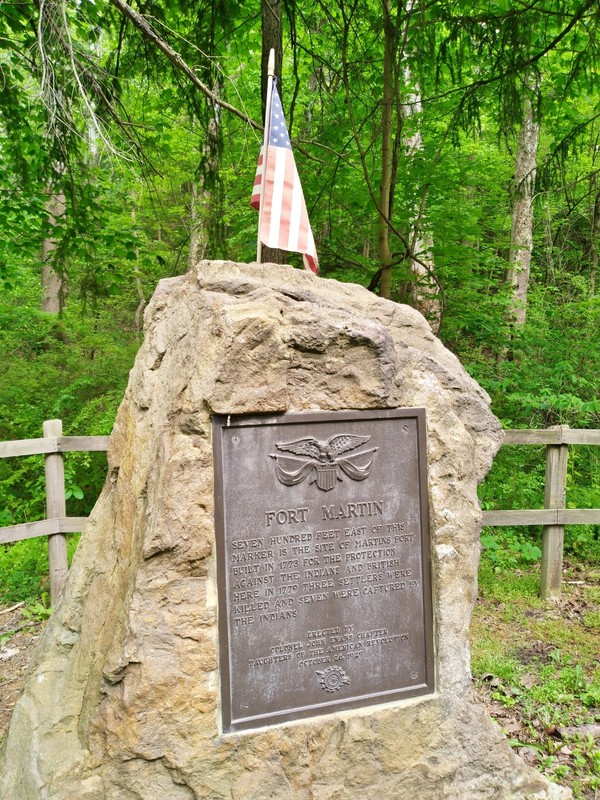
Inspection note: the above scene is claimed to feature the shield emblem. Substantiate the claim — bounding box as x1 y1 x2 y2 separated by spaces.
315 464 337 491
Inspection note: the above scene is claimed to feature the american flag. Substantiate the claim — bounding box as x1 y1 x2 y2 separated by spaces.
251 79 318 273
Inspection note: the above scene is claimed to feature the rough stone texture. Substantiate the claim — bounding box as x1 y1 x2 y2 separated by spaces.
0 261 570 800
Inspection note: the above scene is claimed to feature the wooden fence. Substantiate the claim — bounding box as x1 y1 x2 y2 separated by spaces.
0 420 109 603
0 421 598 604
481 426 600 600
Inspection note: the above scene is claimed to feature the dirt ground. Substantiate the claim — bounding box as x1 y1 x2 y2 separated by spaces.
0 603 45 739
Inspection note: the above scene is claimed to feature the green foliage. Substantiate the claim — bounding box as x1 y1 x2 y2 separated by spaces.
0 0 598 606
481 530 543 571
0 535 80 605
21 594 53 622
0 539 49 604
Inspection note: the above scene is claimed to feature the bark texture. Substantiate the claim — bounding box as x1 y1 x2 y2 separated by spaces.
403 88 441 334
378 0 395 300
260 0 286 265
401 0 441 332
507 100 540 326
41 188 67 314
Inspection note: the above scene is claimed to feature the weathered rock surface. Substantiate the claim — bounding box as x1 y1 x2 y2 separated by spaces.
0 261 570 799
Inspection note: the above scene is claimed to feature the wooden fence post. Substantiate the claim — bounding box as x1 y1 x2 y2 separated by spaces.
43 419 68 605
540 425 569 601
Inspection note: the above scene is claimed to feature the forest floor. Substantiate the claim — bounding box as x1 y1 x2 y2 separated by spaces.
471 560 600 799
0 601 45 736
0 561 598 797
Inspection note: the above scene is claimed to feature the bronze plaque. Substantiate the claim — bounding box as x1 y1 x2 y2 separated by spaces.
213 408 433 732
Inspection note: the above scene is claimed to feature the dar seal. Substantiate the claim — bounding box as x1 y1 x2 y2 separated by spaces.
316 665 351 692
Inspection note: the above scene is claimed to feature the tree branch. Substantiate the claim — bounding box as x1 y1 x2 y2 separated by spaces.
109 0 261 131
423 0 597 106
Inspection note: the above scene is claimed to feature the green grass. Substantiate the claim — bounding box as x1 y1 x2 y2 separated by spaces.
471 561 600 799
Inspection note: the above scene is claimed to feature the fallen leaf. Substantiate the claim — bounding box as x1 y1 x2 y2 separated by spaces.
520 673 536 689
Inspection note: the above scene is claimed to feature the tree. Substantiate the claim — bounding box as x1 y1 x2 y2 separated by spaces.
506 92 540 327
41 173 67 314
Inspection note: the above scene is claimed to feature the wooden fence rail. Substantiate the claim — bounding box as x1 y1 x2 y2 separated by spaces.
481 425 600 600
0 420 109 604
0 421 598 604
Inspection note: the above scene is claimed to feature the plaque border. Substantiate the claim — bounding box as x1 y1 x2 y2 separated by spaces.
213 408 434 733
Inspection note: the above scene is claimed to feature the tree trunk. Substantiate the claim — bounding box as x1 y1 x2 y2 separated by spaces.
400 0 441 332
261 0 283 112
379 0 395 299
506 98 540 326
189 180 201 270
41 185 67 314
380 0 440 329
403 81 441 333
189 91 223 268
409 214 440 333
259 0 286 265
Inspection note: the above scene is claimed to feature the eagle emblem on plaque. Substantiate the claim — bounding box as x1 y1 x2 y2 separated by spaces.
270 434 377 491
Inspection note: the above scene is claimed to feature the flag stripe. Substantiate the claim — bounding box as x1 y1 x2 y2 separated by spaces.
262 151 275 242
297 182 309 254
287 165 302 252
250 151 263 210
267 148 285 247
280 151 296 247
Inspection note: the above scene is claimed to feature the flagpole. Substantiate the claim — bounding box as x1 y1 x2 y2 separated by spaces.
256 48 276 264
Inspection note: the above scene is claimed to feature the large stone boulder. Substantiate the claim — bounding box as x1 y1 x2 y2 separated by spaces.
0 261 570 799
